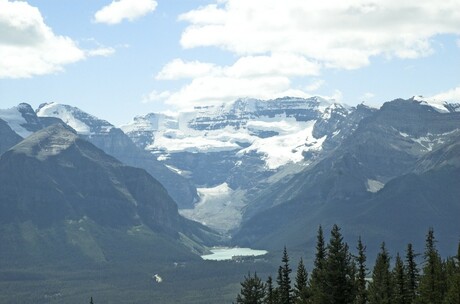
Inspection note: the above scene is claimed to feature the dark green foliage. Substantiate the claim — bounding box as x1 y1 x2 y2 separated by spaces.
405 243 419 303
310 225 327 304
419 228 445 304
354 237 367 304
392 253 406 304
293 258 310 303
265 276 277 304
277 247 293 304
368 243 393 304
443 243 460 304
324 224 356 304
235 225 459 304
236 272 266 304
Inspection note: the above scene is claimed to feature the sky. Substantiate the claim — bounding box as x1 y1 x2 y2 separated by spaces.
1 0 460 126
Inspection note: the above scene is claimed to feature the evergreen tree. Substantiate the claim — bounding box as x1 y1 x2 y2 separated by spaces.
392 253 407 304
368 242 393 304
354 236 368 304
405 243 419 304
293 258 310 303
90 297 94 304
443 242 460 304
419 228 445 304
324 224 355 304
277 247 293 304
236 272 266 304
310 225 327 304
265 276 277 304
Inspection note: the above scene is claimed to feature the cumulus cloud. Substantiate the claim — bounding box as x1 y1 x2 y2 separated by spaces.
142 90 172 103
179 0 460 69
305 80 325 92
155 54 321 107
0 0 111 79
153 0 460 109
94 0 157 25
430 86 460 102
156 59 220 80
159 75 292 109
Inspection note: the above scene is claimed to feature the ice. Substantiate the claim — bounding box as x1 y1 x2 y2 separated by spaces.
179 183 246 232
0 107 33 138
37 103 92 135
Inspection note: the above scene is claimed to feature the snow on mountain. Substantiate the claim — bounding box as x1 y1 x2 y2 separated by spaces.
239 119 326 169
179 183 246 232
36 102 113 135
413 95 458 113
122 97 334 169
0 104 34 138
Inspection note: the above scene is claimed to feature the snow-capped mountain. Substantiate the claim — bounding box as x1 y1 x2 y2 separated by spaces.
36 102 114 135
121 96 373 231
122 97 340 171
0 102 198 208
234 98 460 258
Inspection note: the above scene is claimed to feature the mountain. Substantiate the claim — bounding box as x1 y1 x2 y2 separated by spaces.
0 118 22 155
0 123 217 269
29 102 198 209
233 98 460 257
121 97 373 231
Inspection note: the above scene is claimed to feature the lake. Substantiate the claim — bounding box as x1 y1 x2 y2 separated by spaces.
201 247 268 261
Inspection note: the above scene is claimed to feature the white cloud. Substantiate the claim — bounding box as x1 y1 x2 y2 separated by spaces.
0 0 89 78
154 0 460 109
156 59 220 80
305 80 325 92
86 47 116 57
226 54 320 78
155 54 321 108
361 92 375 100
163 75 292 109
142 90 171 103
179 0 460 69
94 0 157 25
430 86 460 102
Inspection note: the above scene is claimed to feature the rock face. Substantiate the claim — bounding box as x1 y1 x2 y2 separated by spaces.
121 97 375 231
33 103 199 209
233 98 460 257
0 124 216 267
0 118 22 155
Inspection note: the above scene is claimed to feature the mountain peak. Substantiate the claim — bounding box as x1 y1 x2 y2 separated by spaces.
10 123 78 160
36 102 113 135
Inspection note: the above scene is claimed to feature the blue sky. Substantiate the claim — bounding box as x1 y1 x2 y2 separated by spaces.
1 0 459 125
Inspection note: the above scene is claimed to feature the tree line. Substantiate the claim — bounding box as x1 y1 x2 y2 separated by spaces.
235 225 460 304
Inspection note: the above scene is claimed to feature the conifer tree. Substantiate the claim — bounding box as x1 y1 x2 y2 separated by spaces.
90 297 94 304
443 242 460 304
265 276 277 304
310 225 327 304
354 236 368 304
293 258 310 303
405 243 419 303
419 228 445 304
236 272 266 304
368 242 393 304
277 247 293 304
392 253 406 304
324 224 355 304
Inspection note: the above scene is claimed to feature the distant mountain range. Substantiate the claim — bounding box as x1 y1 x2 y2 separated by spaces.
0 96 459 261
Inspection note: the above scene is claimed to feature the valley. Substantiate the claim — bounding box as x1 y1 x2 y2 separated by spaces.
0 96 459 303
